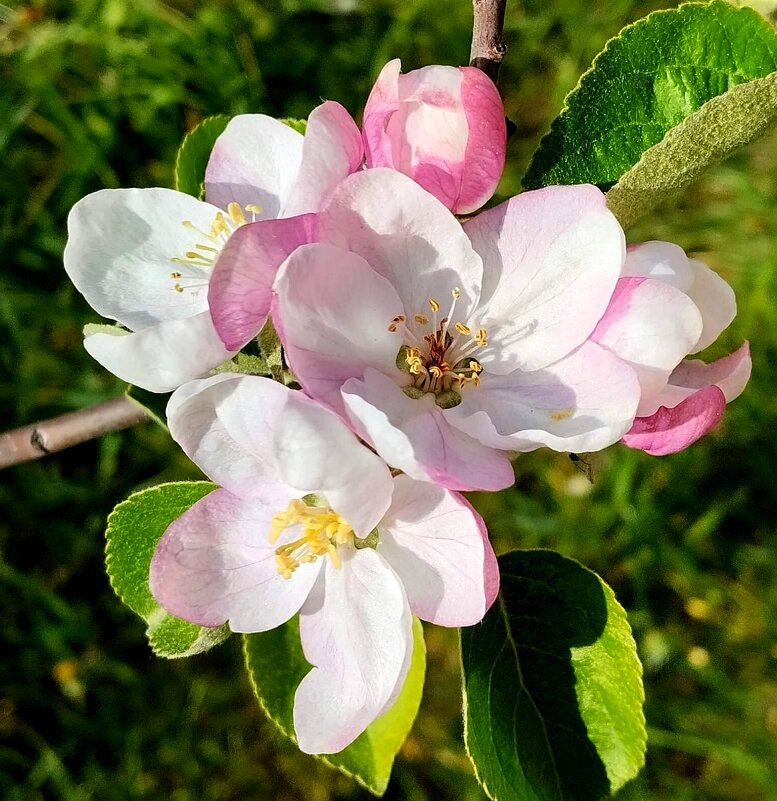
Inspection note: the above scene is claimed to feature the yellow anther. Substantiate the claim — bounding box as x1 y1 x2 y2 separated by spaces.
227 202 247 225
429 365 444 379
244 203 263 215
452 287 461 299
469 360 482 373
170 271 182 279
455 322 471 335
414 314 429 325
174 283 184 294
388 323 398 332
428 298 440 313
474 328 488 347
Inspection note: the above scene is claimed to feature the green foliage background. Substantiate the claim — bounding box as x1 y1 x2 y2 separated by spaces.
0 0 775 799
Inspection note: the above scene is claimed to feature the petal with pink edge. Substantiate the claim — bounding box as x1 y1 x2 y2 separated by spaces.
167 374 394 536
272 242 404 414
150 488 321 631
686 258 737 353
204 114 303 214
294 549 412 754
84 310 235 393
456 67 506 214
378 474 498 627
362 59 401 169
590 277 702 408
622 385 726 456
208 214 319 351
341 368 514 492
65 188 222 330
465 185 625 373
283 101 364 217
446 340 641 453
321 169 483 322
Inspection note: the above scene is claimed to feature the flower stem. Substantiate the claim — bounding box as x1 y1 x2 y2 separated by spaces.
469 0 508 84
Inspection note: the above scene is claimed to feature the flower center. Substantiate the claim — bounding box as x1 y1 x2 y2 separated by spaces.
388 287 488 407
169 201 263 294
269 498 354 579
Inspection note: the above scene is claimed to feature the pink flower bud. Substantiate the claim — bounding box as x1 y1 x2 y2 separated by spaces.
363 59 506 214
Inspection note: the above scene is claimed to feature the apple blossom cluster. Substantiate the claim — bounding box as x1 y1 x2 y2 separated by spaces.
63 59 750 753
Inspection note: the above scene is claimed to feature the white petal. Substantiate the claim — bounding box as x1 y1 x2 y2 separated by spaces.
84 310 235 393
623 241 694 289
294 549 412 754
378 474 497 626
204 114 304 215
65 188 222 330
686 258 737 353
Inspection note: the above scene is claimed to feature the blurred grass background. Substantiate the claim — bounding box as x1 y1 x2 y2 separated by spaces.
0 0 775 798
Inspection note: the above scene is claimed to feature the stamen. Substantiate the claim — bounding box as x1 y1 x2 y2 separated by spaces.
227 202 246 225
245 203 263 217
455 322 471 335
428 298 440 313
414 314 429 325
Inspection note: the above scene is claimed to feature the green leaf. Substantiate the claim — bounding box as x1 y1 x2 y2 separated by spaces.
461 550 646 801
523 1 777 195
125 384 170 430
244 616 426 795
606 71 777 228
105 481 229 658
280 117 308 135
174 114 230 198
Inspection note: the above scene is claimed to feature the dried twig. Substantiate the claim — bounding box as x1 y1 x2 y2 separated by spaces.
0 397 149 470
470 0 508 83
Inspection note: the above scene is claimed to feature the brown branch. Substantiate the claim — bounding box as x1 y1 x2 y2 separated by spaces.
470 0 508 84
0 397 150 470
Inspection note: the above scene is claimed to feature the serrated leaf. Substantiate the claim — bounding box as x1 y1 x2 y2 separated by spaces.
281 117 308 135
105 481 230 658
244 616 426 796
606 71 777 228
125 384 170 430
523 1 777 193
174 114 230 198
461 550 646 801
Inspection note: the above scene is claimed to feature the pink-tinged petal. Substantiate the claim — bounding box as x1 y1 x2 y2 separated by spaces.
167 374 394 535
446 341 641 453
150 488 320 631
465 185 625 373
272 242 404 414
590 277 703 406
685 258 737 353
321 169 483 321
455 67 506 214
342 368 514 492
378 474 496 627
208 214 319 351
283 101 364 217
622 385 726 456
362 59 401 168
84 311 235 393
294 549 412 754
65 188 222 330
669 341 752 402
624 241 694 289
204 114 303 214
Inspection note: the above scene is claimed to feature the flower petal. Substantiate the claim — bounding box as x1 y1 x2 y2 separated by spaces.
623 241 694 289
464 185 625 373
446 340 641 453
686 258 737 353
294 549 412 754
272 242 404 414
362 59 402 169
283 101 364 217
208 214 319 350
167 374 394 535
590 277 703 409
342 368 514 492
204 114 304 214
65 188 222 330
321 169 483 320
149 488 320 631
378 474 497 627
622 385 726 456
456 67 506 214
84 310 234 393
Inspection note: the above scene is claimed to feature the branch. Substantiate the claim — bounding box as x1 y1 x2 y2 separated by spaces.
470 0 508 83
0 397 150 470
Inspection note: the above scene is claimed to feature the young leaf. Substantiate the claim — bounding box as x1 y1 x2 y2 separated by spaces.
243 616 426 796
174 115 230 198
606 72 777 228
105 481 229 658
280 117 308 135
523 1 777 196
125 384 171 430
461 550 646 801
